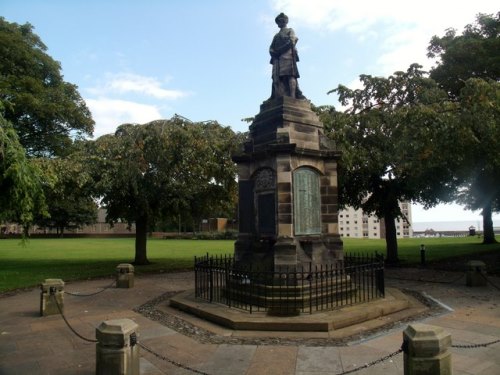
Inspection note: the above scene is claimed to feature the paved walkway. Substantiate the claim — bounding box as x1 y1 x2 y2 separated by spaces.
1 268 499 375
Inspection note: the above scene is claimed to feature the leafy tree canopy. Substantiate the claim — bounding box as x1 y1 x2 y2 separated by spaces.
428 12 500 98
33 155 98 236
321 64 461 263
0 110 47 230
0 17 94 157
428 12 500 243
455 78 500 243
88 117 240 264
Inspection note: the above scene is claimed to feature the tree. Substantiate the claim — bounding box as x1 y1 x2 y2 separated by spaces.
0 110 47 232
320 64 461 263
89 117 239 265
0 17 94 157
454 78 500 243
33 156 97 236
428 12 500 243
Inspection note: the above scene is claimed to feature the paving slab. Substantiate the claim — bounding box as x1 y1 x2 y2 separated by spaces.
0 269 499 374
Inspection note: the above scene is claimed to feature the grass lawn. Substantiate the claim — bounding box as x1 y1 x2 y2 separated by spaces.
0 236 498 292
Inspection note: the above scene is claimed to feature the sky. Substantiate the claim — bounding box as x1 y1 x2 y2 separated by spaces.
2 0 499 227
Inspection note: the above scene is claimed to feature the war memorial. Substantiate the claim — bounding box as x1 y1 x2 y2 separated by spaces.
171 13 417 327
2 12 499 375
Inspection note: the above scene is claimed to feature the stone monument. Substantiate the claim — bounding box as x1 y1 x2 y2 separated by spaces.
233 13 343 273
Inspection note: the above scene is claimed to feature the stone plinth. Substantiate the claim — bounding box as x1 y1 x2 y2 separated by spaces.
96 319 139 375
466 260 487 287
403 323 452 375
233 97 343 272
116 263 134 288
40 278 64 316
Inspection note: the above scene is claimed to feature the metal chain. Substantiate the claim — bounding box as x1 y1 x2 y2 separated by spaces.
139 342 212 375
479 273 500 292
452 338 500 349
64 279 116 297
50 293 98 343
335 348 403 375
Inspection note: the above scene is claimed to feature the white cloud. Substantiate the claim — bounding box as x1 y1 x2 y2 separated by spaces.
85 98 163 138
87 72 188 100
272 0 499 75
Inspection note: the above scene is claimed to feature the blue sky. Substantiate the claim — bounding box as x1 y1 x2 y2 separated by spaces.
2 0 499 226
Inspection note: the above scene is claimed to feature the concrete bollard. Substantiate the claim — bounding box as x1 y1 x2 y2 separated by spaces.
96 319 139 375
466 260 487 287
116 263 135 288
40 278 65 316
403 323 452 375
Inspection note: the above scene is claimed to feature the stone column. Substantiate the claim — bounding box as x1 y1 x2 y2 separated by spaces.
403 323 452 375
96 319 139 375
116 263 134 288
40 278 64 316
466 260 487 287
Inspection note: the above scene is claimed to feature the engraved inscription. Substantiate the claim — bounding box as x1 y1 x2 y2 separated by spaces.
293 168 321 235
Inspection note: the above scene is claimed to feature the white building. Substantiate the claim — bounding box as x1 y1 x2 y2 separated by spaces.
338 202 413 239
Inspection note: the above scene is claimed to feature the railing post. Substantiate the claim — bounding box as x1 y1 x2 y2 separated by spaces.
225 258 231 307
403 323 452 375
209 256 213 302
376 262 385 297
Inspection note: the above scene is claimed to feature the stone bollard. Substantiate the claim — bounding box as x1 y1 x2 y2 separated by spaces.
403 323 452 375
116 263 134 288
40 278 65 316
466 260 487 287
96 319 139 375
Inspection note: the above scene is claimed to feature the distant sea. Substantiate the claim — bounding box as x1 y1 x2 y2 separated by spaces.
412 220 500 232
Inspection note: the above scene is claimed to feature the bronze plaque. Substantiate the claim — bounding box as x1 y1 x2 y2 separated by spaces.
293 168 321 235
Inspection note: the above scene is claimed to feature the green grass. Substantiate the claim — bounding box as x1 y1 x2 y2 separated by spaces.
343 236 500 264
0 238 233 292
0 236 498 292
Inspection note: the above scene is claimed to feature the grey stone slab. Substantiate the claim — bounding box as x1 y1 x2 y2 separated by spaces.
296 346 342 373
140 357 164 375
0 361 41 375
200 344 256 375
0 340 17 357
139 325 177 340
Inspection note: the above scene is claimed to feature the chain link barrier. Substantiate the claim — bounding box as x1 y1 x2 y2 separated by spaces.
335 347 403 375
64 279 116 297
139 342 212 375
452 338 500 349
46 271 500 374
50 293 98 343
139 339 403 375
480 272 500 291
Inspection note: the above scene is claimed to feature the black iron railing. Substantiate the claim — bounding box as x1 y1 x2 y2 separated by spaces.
194 254 384 314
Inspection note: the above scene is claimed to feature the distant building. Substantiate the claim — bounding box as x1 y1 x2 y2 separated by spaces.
74 208 135 235
338 202 412 239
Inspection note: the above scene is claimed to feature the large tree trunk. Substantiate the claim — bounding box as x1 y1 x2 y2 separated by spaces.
134 213 150 265
383 212 399 264
482 201 497 244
